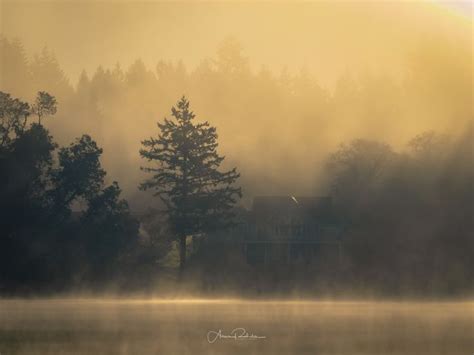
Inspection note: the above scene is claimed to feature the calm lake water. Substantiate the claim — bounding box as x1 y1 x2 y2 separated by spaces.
0 299 472 354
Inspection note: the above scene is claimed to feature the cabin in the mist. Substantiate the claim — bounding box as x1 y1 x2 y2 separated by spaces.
135 195 345 270
224 196 345 267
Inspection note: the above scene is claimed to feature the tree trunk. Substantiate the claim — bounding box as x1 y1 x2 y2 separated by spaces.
178 234 186 279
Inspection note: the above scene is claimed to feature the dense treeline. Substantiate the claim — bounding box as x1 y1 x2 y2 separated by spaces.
0 35 472 296
325 130 473 295
1 90 471 295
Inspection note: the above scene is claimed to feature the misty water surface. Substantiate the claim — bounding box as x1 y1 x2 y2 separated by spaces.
0 299 472 354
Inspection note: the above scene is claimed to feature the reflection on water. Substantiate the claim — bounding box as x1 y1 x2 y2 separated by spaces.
0 299 472 354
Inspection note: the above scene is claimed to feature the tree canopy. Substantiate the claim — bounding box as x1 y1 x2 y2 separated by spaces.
0 91 141 291
140 96 241 272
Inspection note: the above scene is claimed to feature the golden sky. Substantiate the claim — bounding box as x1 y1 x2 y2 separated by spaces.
1 0 471 88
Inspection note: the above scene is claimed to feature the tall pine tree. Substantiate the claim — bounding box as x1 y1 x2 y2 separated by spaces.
139 97 241 274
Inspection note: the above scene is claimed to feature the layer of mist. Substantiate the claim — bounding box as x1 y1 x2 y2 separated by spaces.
1 298 472 355
1 1 472 208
